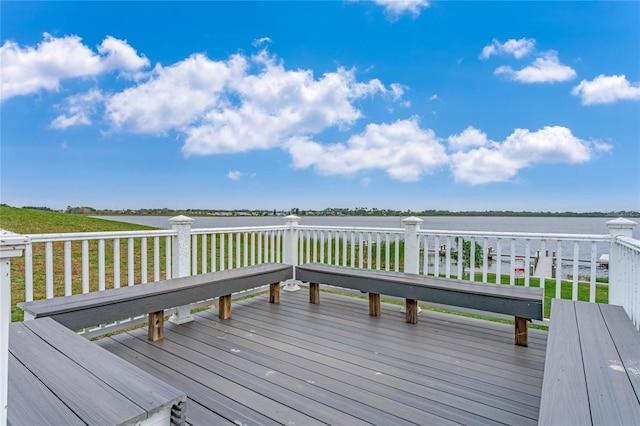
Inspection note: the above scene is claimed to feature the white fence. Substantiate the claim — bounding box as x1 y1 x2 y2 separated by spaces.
1 216 638 328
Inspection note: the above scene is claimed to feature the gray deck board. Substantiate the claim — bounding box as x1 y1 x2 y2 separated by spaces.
599 303 640 402
575 301 640 425
7 354 85 426
97 289 547 425
10 322 147 425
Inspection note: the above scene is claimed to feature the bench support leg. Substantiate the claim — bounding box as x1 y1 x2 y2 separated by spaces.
219 295 232 319
310 283 320 304
515 316 529 347
406 299 418 324
369 293 380 316
269 283 280 304
148 311 164 341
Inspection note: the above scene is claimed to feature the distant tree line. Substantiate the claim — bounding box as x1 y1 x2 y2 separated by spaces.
5 204 638 218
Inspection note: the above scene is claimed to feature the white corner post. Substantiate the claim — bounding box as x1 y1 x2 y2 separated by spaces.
401 217 423 313
1 230 28 426
282 215 301 291
606 217 637 308
168 216 195 324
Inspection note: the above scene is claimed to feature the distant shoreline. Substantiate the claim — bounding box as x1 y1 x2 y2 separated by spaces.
9 205 640 218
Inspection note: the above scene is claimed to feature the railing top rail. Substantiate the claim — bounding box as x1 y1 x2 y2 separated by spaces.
615 235 640 251
418 228 611 241
191 225 288 234
298 225 405 233
25 229 176 242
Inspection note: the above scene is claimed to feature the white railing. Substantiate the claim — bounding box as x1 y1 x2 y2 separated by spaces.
2 215 638 327
607 218 640 330
297 225 405 271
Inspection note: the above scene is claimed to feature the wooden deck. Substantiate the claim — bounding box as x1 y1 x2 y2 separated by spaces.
96 289 548 425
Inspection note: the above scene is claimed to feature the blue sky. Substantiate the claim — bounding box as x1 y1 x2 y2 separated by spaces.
1 1 639 212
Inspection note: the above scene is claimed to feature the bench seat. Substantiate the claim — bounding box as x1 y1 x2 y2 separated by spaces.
538 299 640 425
295 263 543 346
19 263 293 339
8 317 186 425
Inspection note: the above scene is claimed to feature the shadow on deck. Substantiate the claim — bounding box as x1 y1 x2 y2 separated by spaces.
96 290 547 425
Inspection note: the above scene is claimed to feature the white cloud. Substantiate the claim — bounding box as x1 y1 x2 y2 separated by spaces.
429 94 438 101
0 33 148 101
227 171 242 180
448 126 489 151
97 36 150 72
480 38 536 60
252 37 272 47
287 117 448 181
494 52 576 83
373 0 430 20
572 74 640 105
51 89 104 129
361 177 372 186
449 126 609 185
389 83 405 100
180 55 388 155
105 53 246 134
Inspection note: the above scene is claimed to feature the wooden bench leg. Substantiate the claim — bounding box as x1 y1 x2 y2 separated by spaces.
148 311 164 341
369 293 381 316
219 294 232 319
406 299 418 324
269 282 280 303
310 283 320 304
515 316 529 347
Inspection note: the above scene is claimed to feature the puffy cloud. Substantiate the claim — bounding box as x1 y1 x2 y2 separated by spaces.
180 56 388 155
105 53 246 134
287 117 448 181
480 38 536 60
373 0 430 20
51 89 104 129
0 33 148 101
494 52 576 83
449 126 609 184
448 126 489 151
572 74 640 105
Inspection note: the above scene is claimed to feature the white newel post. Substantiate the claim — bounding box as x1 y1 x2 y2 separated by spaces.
606 218 637 308
282 215 301 291
401 217 423 313
0 230 28 426
402 217 423 275
168 215 195 324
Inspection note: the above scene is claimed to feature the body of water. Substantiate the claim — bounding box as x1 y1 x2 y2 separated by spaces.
95 215 638 238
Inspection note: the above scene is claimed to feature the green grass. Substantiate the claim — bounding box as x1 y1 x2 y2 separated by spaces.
1 206 163 322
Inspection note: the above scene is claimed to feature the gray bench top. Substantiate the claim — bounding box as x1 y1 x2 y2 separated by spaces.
296 263 543 320
539 299 640 425
19 263 293 330
8 317 186 425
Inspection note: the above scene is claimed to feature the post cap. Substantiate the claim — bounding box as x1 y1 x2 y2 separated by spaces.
402 216 423 225
168 215 195 225
284 215 300 224
606 217 637 230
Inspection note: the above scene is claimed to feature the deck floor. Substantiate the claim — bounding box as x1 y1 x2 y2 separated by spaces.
96 289 547 425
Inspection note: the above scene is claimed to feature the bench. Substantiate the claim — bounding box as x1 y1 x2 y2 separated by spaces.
19 263 293 341
8 317 187 425
538 299 640 425
295 263 543 346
